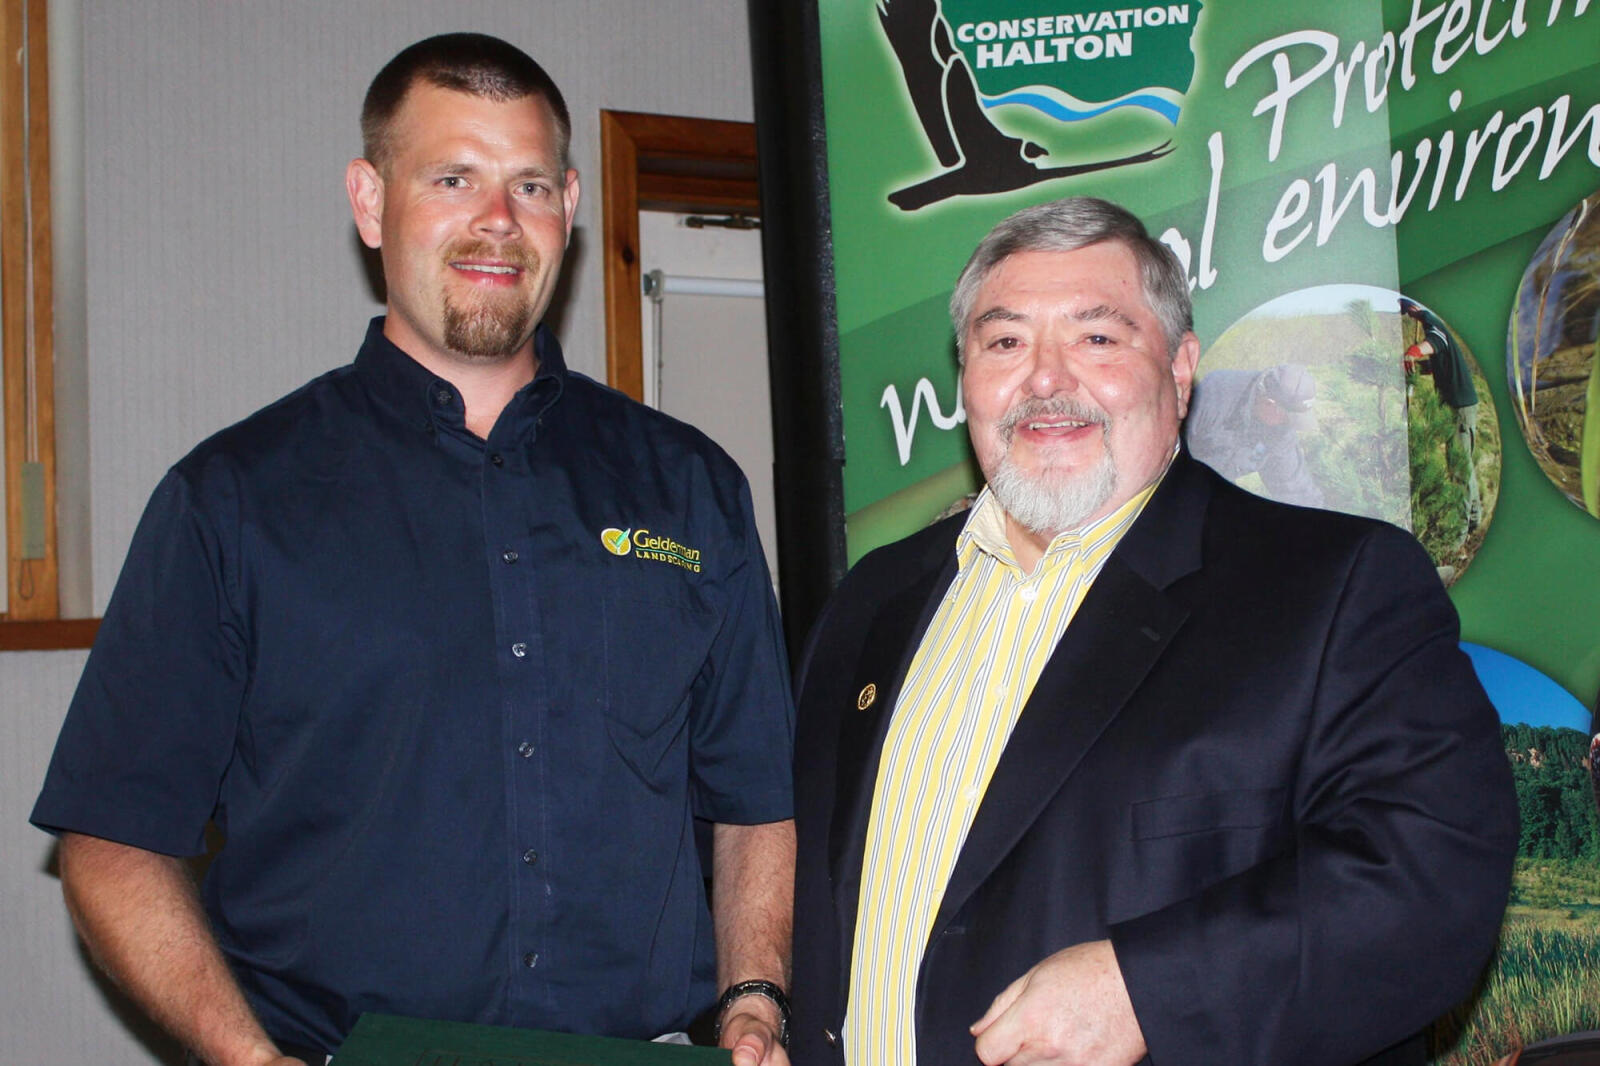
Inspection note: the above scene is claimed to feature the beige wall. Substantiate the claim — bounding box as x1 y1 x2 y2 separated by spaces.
3 2 756 1061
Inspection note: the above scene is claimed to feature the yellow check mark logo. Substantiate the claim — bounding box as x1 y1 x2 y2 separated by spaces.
601 527 633 556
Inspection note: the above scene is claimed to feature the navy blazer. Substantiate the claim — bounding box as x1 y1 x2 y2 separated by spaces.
791 453 1517 1066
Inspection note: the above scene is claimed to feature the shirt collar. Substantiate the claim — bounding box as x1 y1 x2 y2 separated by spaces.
353 316 567 441
957 449 1176 576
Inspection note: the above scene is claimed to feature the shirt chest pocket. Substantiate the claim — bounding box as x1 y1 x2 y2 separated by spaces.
532 553 721 784
595 571 720 784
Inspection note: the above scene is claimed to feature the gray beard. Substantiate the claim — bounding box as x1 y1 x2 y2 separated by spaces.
987 438 1117 540
442 294 535 361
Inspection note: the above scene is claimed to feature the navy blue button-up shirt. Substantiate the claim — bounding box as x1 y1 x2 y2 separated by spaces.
33 319 794 1051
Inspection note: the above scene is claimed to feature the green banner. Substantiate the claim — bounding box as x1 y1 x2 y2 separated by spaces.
819 0 1600 1058
820 0 1600 695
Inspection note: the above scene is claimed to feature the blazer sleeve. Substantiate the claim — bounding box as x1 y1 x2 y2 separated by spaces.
1109 522 1517 1066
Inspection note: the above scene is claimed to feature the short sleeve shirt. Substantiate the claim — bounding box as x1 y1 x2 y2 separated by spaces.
32 318 795 1050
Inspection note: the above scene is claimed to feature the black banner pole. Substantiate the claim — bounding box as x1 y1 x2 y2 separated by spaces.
748 0 848 668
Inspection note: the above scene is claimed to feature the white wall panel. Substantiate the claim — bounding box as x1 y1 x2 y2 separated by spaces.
0 650 183 1064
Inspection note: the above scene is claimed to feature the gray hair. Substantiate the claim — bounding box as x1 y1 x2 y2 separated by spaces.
949 197 1193 356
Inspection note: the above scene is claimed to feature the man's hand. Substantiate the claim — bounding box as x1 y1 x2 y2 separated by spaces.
718 996 790 1066
969 940 1146 1066
242 1039 308 1066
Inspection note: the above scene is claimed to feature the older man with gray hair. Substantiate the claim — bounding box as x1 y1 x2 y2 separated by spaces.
790 196 1515 1066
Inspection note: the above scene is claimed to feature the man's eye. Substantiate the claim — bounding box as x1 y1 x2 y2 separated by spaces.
439 176 466 189
989 335 1020 350
518 182 548 197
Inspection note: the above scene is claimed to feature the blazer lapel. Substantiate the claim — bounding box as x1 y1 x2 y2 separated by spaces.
829 547 956 901
933 454 1214 931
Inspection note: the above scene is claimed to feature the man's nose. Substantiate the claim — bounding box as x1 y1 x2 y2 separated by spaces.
1025 337 1079 397
473 187 522 239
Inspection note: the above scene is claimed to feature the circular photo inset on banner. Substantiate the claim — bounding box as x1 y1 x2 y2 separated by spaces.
1187 285 1501 585
1427 643 1599 1066
1508 191 1600 520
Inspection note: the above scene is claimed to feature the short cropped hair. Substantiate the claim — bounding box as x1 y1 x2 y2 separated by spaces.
361 32 571 173
949 197 1193 356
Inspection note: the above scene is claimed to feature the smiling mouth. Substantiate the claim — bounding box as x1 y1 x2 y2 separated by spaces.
1001 400 1107 443
453 263 521 276
1023 416 1097 431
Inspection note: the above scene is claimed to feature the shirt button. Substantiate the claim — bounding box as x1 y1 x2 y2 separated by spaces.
522 952 539 969
1018 585 1038 602
502 549 519 564
522 848 538 865
434 388 451 406
490 453 504 466
511 642 528 658
517 740 535 758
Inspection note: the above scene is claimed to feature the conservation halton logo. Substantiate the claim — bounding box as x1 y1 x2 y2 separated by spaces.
879 0 1201 209
600 527 704 573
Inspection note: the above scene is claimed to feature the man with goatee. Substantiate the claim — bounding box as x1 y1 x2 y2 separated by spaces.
33 33 792 1066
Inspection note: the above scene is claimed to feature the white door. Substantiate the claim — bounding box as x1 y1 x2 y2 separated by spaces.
637 212 777 598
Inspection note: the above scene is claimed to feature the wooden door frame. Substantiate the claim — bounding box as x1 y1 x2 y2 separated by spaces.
599 110 760 401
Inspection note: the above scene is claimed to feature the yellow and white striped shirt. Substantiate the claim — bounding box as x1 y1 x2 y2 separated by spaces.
843 480 1159 1065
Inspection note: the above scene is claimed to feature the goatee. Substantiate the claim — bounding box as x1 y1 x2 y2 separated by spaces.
443 296 536 360
440 239 539 360
987 398 1117 538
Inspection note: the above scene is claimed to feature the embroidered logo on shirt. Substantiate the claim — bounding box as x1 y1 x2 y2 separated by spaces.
600 526 703 573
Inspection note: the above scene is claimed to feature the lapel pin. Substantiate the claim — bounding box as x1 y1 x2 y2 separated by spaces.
857 683 877 711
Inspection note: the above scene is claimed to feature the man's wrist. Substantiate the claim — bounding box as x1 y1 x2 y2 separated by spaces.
713 979 790 1047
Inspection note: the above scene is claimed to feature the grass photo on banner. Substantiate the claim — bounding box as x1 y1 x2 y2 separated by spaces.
1428 645 1600 1065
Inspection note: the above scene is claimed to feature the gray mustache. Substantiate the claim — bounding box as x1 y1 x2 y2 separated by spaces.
998 401 1107 439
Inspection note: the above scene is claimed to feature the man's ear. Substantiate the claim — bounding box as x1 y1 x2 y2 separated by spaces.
1172 332 1201 418
561 168 581 245
346 158 385 250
